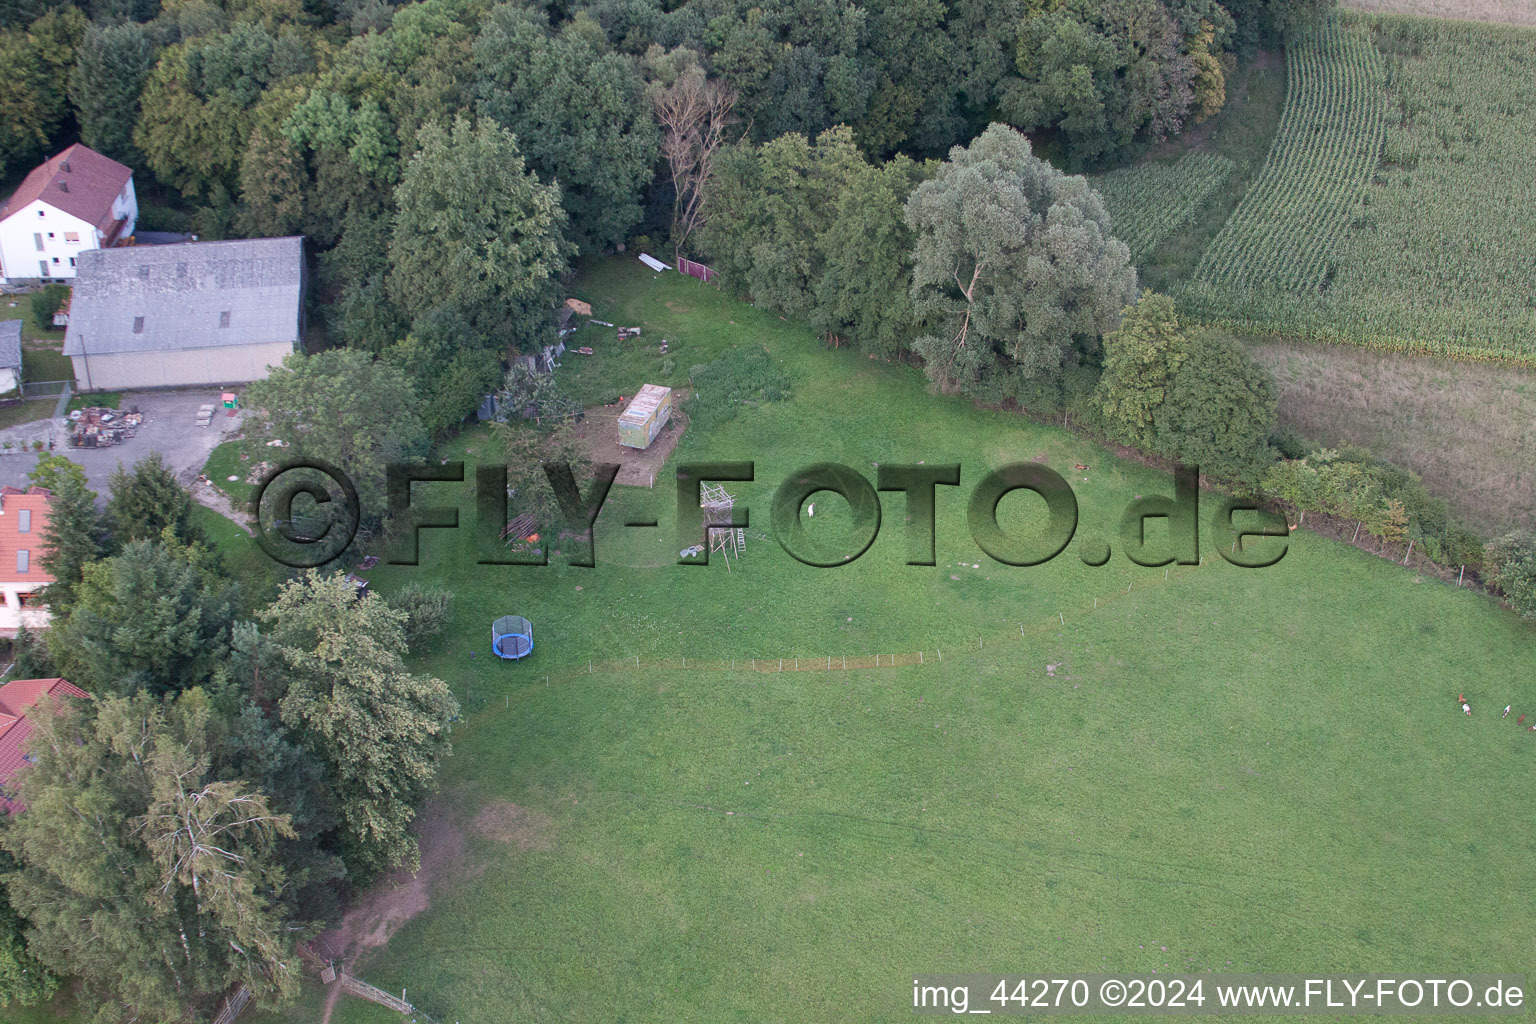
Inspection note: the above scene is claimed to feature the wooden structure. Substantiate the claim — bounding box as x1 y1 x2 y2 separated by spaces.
677 256 717 283
617 384 672 449
339 973 415 1015
701 482 745 569
210 985 251 1024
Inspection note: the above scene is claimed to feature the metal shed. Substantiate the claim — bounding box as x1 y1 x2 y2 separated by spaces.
618 384 672 449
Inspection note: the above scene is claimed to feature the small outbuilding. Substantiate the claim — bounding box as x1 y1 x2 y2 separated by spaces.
0 320 21 393
618 384 672 449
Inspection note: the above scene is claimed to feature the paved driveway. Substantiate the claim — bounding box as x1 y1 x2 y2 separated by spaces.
0 390 244 497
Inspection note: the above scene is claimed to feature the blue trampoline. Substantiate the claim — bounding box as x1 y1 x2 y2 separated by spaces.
492 615 534 660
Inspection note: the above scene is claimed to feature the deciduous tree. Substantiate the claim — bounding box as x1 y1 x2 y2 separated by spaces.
475 7 658 254
904 123 1136 406
261 572 458 880
389 115 573 355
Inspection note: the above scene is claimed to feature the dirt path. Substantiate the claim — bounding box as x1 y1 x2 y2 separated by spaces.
1340 0 1536 26
187 476 252 534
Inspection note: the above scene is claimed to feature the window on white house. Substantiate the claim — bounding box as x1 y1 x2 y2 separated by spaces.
36 210 43 218
39 262 48 277
132 316 144 333
69 257 75 268
16 550 28 574
51 257 59 264
18 510 30 533
47 232 54 239
64 231 79 243
33 233 42 251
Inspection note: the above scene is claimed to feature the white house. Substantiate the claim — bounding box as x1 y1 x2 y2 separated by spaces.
0 144 137 285
0 486 53 637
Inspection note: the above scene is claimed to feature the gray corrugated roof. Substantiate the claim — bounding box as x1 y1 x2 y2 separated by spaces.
63 237 303 357
0 321 20 371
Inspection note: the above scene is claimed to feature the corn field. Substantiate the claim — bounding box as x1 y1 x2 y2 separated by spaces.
1091 152 1238 262
1179 13 1536 363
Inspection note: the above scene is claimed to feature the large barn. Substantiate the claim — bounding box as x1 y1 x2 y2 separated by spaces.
63 237 305 391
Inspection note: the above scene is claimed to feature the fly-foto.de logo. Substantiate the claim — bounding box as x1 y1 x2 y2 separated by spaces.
251 460 1289 571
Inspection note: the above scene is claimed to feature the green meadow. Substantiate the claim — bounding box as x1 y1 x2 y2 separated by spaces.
236 259 1533 1024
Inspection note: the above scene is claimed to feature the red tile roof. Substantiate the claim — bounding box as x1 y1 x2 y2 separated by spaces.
0 144 133 232
0 677 87 814
0 487 52 586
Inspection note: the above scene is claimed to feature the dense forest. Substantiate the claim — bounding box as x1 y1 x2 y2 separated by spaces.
0 0 1329 438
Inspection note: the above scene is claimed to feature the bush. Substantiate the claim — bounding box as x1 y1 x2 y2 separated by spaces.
29 284 69 327
683 347 793 430
388 582 454 651
1483 532 1536 619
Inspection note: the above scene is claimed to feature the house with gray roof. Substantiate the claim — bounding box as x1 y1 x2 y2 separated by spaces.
0 321 21 394
63 237 304 391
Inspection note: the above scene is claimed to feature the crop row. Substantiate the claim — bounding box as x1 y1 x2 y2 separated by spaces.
1183 13 1536 360
1091 152 1238 262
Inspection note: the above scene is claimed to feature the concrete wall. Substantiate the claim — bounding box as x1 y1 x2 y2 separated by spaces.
71 339 295 391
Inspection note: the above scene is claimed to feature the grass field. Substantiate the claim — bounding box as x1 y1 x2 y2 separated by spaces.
1341 0 1536 27
1249 336 1536 536
1178 12 1536 362
231 259 1536 1024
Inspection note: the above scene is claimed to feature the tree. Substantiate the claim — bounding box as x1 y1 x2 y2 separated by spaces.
475 7 659 255
389 115 573 355
1261 457 1323 527
242 349 429 530
698 0 876 145
811 155 928 356
1 691 303 1021
383 302 504 437
1154 329 1277 485
261 572 458 880
107 451 203 547
1095 291 1188 449
489 418 591 532
134 23 315 201
26 284 67 328
8 623 55 679
645 46 737 256
0 9 85 179
699 127 866 319
385 582 453 652
857 0 963 154
0 844 56 1010
904 123 1136 407
1223 0 1334 50
52 534 239 696
235 82 311 237
500 363 581 426
999 0 1213 166
35 467 104 615
68 21 159 165
1484 532 1536 620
